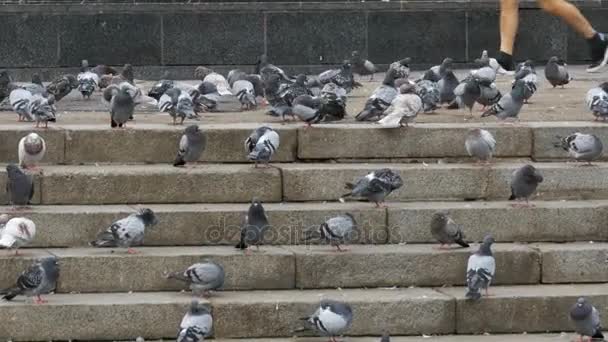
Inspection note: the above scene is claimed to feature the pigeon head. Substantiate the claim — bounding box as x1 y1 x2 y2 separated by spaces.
383 68 399 86
481 50 489 59
600 82 608 92
521 164 543 184
40 256 59 268
478 235 495 256
440 58 454 74
24 133 44 154
570 297 593 320
177 95 196 117
0 70 11 85
547 56 559 64
295 74 307 85
64 74 79 89
398 57 412 66
81 59 90 72
473 58 488 68
468 128 485 138
431 211 450 224
350 50 363 63
31 73 43 86
341 60 352 70
99 75 113 89
188 300 211 315
258 54 269 65
136 208 158 227
248 199 266 217
39 256 60 280
511 79 527 99
523 59 535 67
198 81 218 95
194 66 213 81
6 164 24 177
184 125 201 136
0 214 10 225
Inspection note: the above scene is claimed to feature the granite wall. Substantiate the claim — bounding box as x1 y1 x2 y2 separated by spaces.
1 0 607 77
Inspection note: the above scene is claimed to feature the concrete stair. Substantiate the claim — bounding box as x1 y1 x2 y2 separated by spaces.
1 71 608 341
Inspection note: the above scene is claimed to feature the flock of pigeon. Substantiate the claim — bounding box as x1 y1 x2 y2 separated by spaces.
0 50 606 342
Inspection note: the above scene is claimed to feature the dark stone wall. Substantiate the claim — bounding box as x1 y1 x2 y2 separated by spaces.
0 0 607 75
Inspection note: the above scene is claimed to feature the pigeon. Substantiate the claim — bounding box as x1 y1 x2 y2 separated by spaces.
227 69 248 87
297 300 353 342
0 217 36 255
317 60 362 94
356 68 399 121
103 82 157 128
174 125 206 167
514 60 538 104
319 83 348 121
228 70 264 98
350 50 377 81
290 96 323 127
389 57 412 79
0 256 59 304
197 81 221 111
377 83 422 128
0 70 13 104
256 54 293 83
235 199 269 254
570 297 604 342
479 50 510 75
508 164 543 207
245 126 280 167
18 133 46 170
476 82 502 110
545 56 572 88
465 235 496 301
147 74 175 101
232 79 257 110
89 208 158 254
177 301 213 342
194 66 213 81
304 213 356 252
481 79 526 121
77 67 100 99
159 88 197 125
465 128 496 163
167 261 225 297
279 74 312 106
452 76 481 116
46 74 78 102
586 82 608 121
20 74 48 97
430 211 469 249
81 59 117 78
422 58 453 83
415 79 440 113
6 164 34 208
341 168 403 207
554 132 603 165
203 72 232 96
263 74 291 117
438 68 460 105
9 88 56 126
380 332 391 342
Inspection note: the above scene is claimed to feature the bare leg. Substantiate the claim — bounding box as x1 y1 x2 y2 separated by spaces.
537 0 595 38
500 0 520 55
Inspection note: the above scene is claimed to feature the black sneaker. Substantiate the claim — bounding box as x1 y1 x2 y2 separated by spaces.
496 51 515 74
587 32 608 73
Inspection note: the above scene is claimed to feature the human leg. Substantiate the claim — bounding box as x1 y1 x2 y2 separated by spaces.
497 0 520 71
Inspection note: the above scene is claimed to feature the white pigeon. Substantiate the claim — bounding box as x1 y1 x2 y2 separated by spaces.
556 132 604 165
586 83 608 121
465 235 496 300
0 217 36 255
77 70 100 99
245 126 280 167
299 300 354 342
177 301 213 342
18 133 46 170
377 84 422 128
465 128 496 163
89 208 158 254
203 72 232 96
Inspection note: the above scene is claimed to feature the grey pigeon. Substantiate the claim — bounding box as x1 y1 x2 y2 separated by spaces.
509 164 543 207
89 208 158 253
159 88 197 125
356 68 399 121
377 83 422 128
103 82 157 128
317 61 362 94
233 79 257 110
228 70 264 97
514 60 538 103
465 128 496 163
438 68 460 105
177 301 213 342
389 57 412 79
6 164 34 208
279 74 312 106
545 56 572 88
167 260 225 297
148 76 175 101
245 126 280 167
351 50 377 81
423 58 453 83
235 199 269 254
174 125 206 167
430 211 469 249
256 54 293 83
341 168 403 207
46 74 78 102
477 82 502 109
481 79 526 121
297 300 353 342
9 88 55 126
203 72 232 96
465 235 496 300
554 132 603 165
77 67 100 99
380 332 391 342
319 83 348 121
0 256 59 304
227 69 248 87
452 76 481 116
587 82 608 121
263 74 290 117
415 79 440 113
305 213 356 252
570 297 604 342
196 82 220 111
0 70 13 104
290 94 323 126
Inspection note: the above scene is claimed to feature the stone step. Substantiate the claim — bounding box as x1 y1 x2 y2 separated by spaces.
3 243 606 293
1 122 608 164
1 285 605 340
203 336 576 342
3 162 607 205
7 200 606 248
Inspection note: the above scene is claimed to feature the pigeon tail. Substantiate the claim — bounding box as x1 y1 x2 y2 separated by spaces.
508 192 516 201
593 330 605 339
173 155 186 167
1 287 21 301
465 287 482 301
0 234 17 248
455 238 470 248
235 240 248 250
165 271 189 282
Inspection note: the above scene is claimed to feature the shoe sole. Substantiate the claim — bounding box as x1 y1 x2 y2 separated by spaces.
587 46 608 73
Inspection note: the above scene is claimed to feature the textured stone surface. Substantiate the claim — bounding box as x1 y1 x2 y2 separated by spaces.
58 14 162 66
289 244 539 288
211 288 455 337
0 14 60 67
266 12 366 65
39 164 281 204
213 335 575 342
531 122 608 161
387 200 608 243
163 13 264 65
297 124 532 159
368 11 466 63
50 246 295 292
440 284 608 334
537 243 608 283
